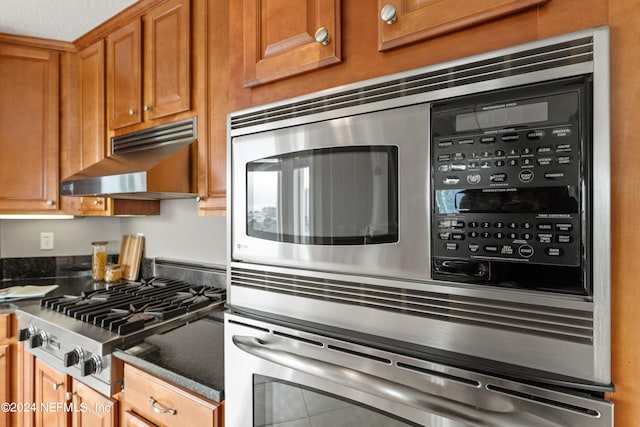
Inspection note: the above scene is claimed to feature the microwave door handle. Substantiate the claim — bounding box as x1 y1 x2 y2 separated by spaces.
232 335 561 427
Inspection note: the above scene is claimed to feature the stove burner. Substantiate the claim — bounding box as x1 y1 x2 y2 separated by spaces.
39 279 226 336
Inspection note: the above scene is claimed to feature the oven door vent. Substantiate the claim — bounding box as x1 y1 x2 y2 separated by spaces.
230 267 594 344
230 28 602 133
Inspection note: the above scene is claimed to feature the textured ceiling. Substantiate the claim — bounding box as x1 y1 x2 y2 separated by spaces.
0 0 139 42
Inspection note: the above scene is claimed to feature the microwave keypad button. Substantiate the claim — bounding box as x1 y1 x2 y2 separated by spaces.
481 232 492 239
469 152 480 159
494 232 505 239
495 160 505 167
522 147 533 155
438 220 451 228
481 222 491 228
508 159 518 166
521 232 533 240
556 234 573 244
480 136 496 144
507 232 518 239
443 176 460 185
537 223 553 230
537 157 553 166
522 222 533 229
544 171 565 180
507 222 518 229
527 130 545 140
557 156 572 165
546 247 564 256
556 144 572 152
438 165 450 172
468 231 479 238
518 170 534 182
508 148 519 156
450 163 466 171
490 173 507 182
484 245 499 253
439 232 451 240
552 128 572 137
518 245 534 258
453 152 466 161
438 140 454 148
495 150 506 157
438 154 451 162
556 223 573 231
481 151 491 158
467 174 482 184
494 222 504 228
451 221 465 229
522 158 534 166
458 138 475 145
468 162 479 169
537 146 552 153
468 243 480 253
501 133 519 142
468 221 479 228
451 233 465 241
445 242 458 251
537 233 553 243
500 245 514 255
480 161 491 168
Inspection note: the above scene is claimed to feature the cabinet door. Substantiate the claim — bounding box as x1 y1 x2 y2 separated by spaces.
77 40 109 215
122 411 158 427
377 0 550 51
71 380 116 427
144 0 191 120
0 44 59 212
0 345 8 427
35 359 69 427
107 19 142 130
243 0 341 87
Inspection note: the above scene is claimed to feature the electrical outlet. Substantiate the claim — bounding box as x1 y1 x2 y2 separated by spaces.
40 232 54 250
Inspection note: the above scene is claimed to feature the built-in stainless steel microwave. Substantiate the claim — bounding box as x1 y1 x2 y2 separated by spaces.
227 27 611 389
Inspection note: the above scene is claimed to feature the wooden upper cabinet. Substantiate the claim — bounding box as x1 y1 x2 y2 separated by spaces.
377 0 551 51
0 44 59 213
107 19 143 130
243 0 341 87
144 0 191 120
107 0 190 130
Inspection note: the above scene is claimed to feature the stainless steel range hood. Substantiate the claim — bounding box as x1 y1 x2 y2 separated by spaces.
61 117 198 200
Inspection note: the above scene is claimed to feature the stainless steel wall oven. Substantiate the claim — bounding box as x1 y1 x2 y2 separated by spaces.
226 26 612 426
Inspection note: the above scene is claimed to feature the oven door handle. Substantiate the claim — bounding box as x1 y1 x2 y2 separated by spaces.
233 335 567 427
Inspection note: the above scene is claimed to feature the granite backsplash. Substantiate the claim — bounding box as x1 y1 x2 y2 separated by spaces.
0 256 154 281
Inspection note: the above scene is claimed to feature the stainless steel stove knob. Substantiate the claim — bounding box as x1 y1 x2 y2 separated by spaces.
18 325 36 342
29 331 48 349
80 355 102 376
63 347 85 367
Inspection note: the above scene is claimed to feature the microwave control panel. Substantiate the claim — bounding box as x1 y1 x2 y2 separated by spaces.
430 77 591 294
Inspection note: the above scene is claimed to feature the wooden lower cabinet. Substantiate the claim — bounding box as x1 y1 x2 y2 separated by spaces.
0 344 9 427
121 364 222 427
70 380 117 427
34 359 70 427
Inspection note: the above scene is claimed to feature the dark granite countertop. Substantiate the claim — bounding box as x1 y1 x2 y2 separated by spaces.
114 311 225 402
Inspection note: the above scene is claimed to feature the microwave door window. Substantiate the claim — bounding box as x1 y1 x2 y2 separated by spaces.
247 146 398 245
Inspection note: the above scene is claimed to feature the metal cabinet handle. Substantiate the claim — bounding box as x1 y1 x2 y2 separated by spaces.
46 200 55 206
128 108 137 116
314 27 331 45
52 382 64 391
380 4 398 24
148 397 176 415
93 198 102 205
64 391 77 401
143 104 151 112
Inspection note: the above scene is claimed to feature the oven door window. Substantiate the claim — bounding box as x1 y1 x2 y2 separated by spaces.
247 146 399 245
254 375 418 427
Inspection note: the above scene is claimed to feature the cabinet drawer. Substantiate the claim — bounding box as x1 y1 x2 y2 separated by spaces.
123 365 219 427
0 313 11 339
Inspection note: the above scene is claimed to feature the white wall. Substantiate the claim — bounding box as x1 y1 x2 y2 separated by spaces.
0 199 227 265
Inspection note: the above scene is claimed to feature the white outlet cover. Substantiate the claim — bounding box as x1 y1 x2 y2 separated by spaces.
40 232 54 250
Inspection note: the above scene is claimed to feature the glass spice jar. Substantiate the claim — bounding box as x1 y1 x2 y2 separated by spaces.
91 241 109 281
104 264 122 283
